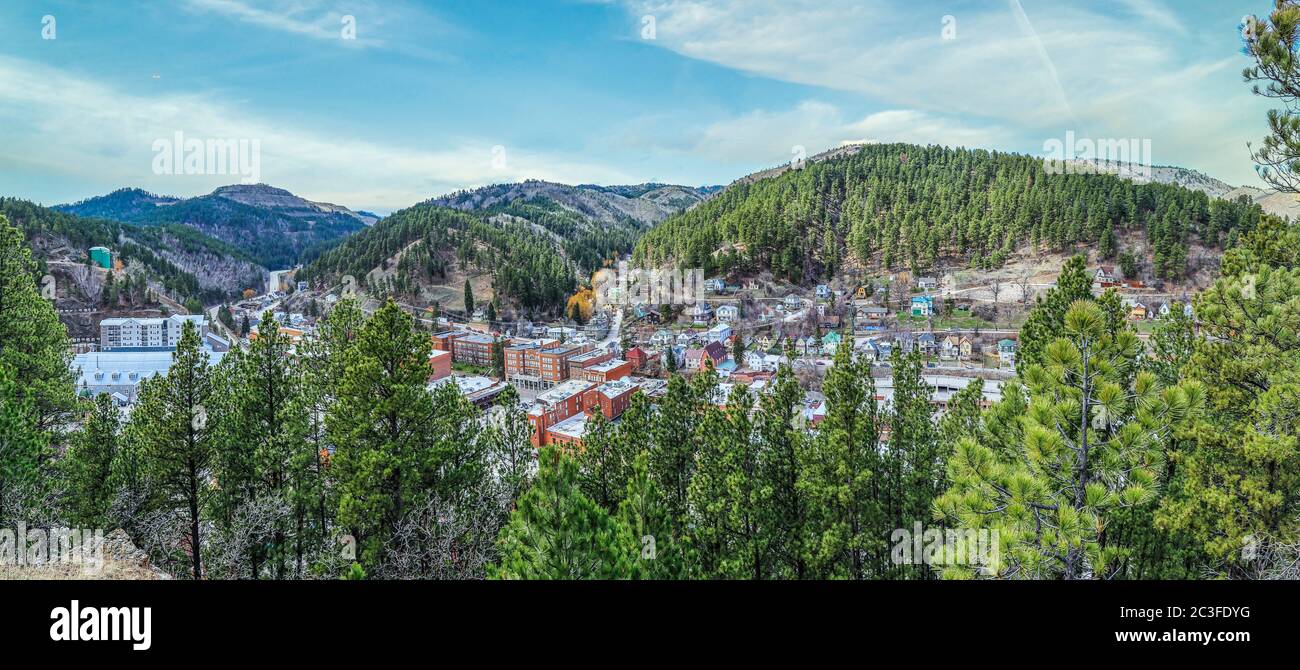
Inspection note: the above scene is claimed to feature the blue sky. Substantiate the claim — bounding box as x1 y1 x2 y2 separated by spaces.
0 0 1277 213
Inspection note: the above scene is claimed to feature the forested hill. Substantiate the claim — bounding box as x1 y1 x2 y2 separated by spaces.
1 197 262 304
57 184 370 269
632 143 1265 284
299 203 577 314
303 181 716 315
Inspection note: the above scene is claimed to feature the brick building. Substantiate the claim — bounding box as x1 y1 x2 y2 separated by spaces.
583 359 633 383
428 349 452 381
527 379 596 447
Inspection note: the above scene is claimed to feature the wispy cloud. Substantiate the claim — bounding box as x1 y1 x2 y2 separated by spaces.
620 0 1270 185
0 56 635 211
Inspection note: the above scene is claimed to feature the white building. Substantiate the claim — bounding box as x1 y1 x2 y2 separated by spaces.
99 315 208 350
73 346 227 404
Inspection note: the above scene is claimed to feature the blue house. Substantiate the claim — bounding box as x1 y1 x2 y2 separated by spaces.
910 296 934 317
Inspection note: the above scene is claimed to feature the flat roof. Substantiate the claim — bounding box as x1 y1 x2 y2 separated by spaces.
588 359 628 373
534 379 594 405
547 412 590 440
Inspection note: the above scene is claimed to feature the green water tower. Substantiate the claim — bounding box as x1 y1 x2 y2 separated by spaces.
89 246 112 269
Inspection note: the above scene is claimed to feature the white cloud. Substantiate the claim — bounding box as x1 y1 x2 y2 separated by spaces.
621 0 1272 186
0 56 636 212
680 102 1009 165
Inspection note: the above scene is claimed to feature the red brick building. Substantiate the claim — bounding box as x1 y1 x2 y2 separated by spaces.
583 359 633 383
526 379 595 447
625 346 649 371
428 349 452 381
453 333 498 366
566 348 614 379
582 378 639 421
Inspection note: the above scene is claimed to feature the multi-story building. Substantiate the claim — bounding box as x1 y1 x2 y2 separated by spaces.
453 333 498 367
429 350 452 380
582 378 639 420
506 340 592 390
99 315 208 350
583 359 633 383
566 348 614 380
546 378 642 449
527 379 596 447
431 330 467 356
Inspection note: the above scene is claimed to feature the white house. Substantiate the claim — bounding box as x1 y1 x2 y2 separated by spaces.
716 304 740 321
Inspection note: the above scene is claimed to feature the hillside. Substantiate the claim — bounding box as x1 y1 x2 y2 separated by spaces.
303 180 714 315
1 197 260 315
57 184 371 269
429 180 716 227
633 143 1265 285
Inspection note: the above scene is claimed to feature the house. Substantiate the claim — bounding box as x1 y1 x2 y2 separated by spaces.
855 305 888 333
917 277 938 291
716 304 740 321
708 322 733 343
783 294 804 310
941 335 962 360
858 338 881 361
959 337 974 360
910 296 935 317
916 333 937 356
815 284 831 300
821 331 843 355
756 333 775 351
1130 302 1148 320
689 302 714 325
704 278 726 294
626 346 649 371
676 331 695 347
819 313 842 330
1156 302 1171 318
684 341 727 371
650 329 673 348
1094 266 1120 284
853 285 872 301
997 339 1017 367
795 336 817 356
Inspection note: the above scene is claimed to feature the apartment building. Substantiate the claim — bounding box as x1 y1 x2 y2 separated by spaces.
527 379 596 447
453 333 498 367
506 339 591 390
99 315 208 350
566 348 614 379
583 358 633 383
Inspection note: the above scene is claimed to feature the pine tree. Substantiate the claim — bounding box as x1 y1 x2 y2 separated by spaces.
328 300 439 567
882 348 940 579
1017 254 1093 369
122 321 215 579
0 213 75 438
802 337 882 578
0 363 45 527
210 313 309 578
60 393 120 528
937 302 1204 579
576 411 633 513
617 451 686 579
756 362 811 578
491 446 633 579
463 279 475 315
